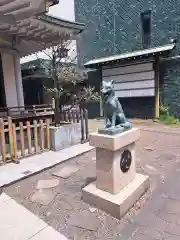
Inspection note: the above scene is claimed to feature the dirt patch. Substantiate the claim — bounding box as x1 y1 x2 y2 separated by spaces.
4 129 180 240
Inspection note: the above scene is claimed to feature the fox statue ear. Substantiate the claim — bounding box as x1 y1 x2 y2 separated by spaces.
110 79 115 85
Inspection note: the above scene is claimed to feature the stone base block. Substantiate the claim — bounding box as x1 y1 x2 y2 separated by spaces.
82 173 150 219
50 123 81 151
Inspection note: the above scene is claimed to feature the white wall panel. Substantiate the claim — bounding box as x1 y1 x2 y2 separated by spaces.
115 88 155 97
102 62 155 97
115 80 155 90
102 62 153 76
103 71 154 83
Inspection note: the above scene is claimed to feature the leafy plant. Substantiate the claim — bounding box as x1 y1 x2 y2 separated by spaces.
159 104 180 125
31 34 100 124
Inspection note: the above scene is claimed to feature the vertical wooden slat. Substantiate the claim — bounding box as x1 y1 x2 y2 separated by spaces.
19 122 25 157
80 109 85 143
46 119 50 150
40 120 45 150
76 110 80 123
154 56 160 119
33 120 38 153
0 118 6 161
84 109 89 140
12 123 18 159
26 121 32 154
8 117 14 159
72 110 75 123
68 110 72 122
63 111 67 122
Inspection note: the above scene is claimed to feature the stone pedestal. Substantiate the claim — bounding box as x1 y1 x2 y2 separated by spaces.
82 128 150 219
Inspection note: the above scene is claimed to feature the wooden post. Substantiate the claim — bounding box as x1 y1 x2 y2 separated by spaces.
26 121 32 154
19 122 25 157
12 123 18 159
80 109 85 143
33 120 39 153
154 56 160 119
8 117 14 159
72 110 76 123
63 111 67 122
0 118 6 161
68 111 72 122
40 120 45 150
84 109 89 140
76 110 80 123
46 119 50 150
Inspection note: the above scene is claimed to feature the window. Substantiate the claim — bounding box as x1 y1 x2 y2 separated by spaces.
141 10 151 48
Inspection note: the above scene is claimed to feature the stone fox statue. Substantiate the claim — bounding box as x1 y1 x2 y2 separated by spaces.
101 80 131 129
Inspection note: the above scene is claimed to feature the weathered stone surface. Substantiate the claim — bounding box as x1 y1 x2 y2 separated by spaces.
36 179 59 190
31 190 56 206
145 165 157 172
50 123 81 151
52 166 79 179
165 223 180 236
68 212 101 231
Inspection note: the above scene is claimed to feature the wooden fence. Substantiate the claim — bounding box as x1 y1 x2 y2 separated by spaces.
0 117 50 163
0 108 89 164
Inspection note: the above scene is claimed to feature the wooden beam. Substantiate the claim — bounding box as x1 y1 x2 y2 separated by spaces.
154 56 160 119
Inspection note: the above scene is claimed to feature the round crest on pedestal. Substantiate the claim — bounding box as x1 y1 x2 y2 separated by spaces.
120 150 132 173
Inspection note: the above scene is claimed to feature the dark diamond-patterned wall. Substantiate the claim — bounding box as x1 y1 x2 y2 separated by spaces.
75 0 180 63
75 0 180 118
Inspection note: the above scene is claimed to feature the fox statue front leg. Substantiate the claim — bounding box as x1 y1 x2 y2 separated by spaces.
105 118 111 128
111 112 117 128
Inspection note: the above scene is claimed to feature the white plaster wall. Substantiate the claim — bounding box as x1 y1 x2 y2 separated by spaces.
1 53 18 107
49 0 75 21
102 63 155 98
21 0 76 64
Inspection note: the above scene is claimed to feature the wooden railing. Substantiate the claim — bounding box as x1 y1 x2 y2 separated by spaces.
0 104 54 119
0 117 51 163
0 107 89 163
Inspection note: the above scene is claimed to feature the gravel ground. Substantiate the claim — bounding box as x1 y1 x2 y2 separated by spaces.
4 127 180 240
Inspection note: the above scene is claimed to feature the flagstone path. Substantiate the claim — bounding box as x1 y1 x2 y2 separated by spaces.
4 126 180 239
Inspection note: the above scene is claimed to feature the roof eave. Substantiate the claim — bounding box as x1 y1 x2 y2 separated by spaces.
38 14 85 33
84 43 176 68
50 0 60 7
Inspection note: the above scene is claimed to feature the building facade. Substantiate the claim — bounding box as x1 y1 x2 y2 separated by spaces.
0 0 84 114
75 0 180 118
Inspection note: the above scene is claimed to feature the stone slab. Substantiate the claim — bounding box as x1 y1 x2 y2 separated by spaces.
31 190 56 205
82 173 150 219
0 142 94 187
89 128 140 151
36 179 59 190
0 196 47 239
68 212 101 231
0 192 11 204
30 226 68 240
50 123 81 151
52 166 79 179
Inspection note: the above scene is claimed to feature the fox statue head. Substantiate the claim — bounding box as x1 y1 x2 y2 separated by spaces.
101 80 115 99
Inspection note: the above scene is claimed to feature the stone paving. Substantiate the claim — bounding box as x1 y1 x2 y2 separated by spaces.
120 161 180 239
4 127 180 240
0 142 94 187
0 192 68 240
